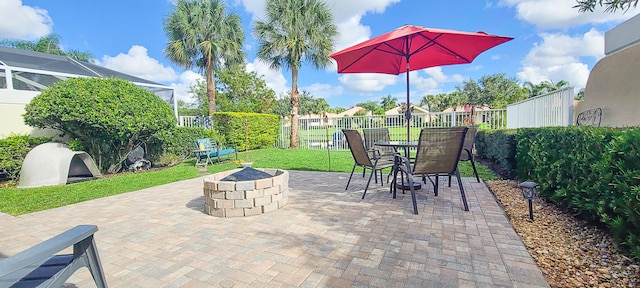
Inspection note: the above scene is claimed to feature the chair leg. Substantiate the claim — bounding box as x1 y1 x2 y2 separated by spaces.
407 174 418 215
361 165 377 199
470 158 480 182
455 170 469 211
85 237 107 288
346 164 357 190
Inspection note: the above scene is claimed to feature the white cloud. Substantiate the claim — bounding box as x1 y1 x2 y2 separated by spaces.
410 67 466 95
246 60 288 95
101 45 178 82
339 73 397 92
170 70 203 103
498 0 639 29
0 0 52 40
301 83 344 99
517 28 605 89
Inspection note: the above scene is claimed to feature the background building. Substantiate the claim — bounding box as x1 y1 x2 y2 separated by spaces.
0 46 176 137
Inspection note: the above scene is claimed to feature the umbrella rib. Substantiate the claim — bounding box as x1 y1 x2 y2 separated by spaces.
338 45 380 72
339 42 407 73
379 42 408 57
412 33 471 62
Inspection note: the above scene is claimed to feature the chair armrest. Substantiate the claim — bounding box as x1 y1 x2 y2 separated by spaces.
0 225 98 277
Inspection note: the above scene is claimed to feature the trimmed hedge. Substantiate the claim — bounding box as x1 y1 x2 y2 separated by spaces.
146 126 219 165
212 112 280 151
475 129 517 179
508 126 639 259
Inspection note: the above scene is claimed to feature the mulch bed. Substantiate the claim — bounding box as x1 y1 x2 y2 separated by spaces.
486 179 639 287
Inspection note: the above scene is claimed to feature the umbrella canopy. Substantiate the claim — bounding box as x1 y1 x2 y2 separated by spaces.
329 24 513 144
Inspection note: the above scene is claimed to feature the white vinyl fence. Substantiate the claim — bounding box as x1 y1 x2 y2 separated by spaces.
275 109 507 150
506 87 574 128
179 109 509 150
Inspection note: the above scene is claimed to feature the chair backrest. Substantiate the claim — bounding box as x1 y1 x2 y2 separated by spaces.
459 126 478 161
412 127 468 175
363 128 394 155
195 138 216 150
342 129 373 167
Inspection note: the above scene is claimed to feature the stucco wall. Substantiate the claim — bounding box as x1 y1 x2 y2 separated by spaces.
0 103 33 137
579 44 640 127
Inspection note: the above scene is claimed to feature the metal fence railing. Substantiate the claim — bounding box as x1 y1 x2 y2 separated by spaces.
275 109 507 150
506 87 574 128
177 110 507 150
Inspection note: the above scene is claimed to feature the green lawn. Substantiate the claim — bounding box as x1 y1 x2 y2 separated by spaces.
0 148 497 216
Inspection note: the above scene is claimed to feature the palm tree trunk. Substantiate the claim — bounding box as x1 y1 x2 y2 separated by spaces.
290 67 299 148
206 64 216 115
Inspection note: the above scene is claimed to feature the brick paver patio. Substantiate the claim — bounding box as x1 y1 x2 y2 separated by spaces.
0 171 549 287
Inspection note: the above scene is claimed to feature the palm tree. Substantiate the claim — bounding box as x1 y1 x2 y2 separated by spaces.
164 0 245 115
574 0 638 12
380 94 397 111
253 0 338 148
1 34 93 62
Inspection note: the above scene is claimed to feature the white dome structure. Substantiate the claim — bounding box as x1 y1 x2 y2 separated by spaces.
18 142 101 188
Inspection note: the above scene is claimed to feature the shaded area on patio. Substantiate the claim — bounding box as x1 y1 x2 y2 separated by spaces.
0 171 548 287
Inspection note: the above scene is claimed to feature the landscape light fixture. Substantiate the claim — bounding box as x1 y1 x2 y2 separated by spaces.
518 181 538 220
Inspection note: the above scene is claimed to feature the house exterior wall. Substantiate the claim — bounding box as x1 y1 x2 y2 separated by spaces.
0 103 33 137
579 43 640 127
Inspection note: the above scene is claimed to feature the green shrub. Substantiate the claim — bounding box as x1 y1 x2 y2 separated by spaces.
514 126 640 259
475 129 517 178
146 126 218 165
0 134 51 179
212 112 280 151
23 77 176 173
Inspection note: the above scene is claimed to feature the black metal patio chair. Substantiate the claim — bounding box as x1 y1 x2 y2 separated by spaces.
395 127 469 214
342 129 395 199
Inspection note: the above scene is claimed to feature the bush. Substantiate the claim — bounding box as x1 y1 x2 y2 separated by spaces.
475 129 517 178
23 77 176 173
515 126 640 259
0 134 51 180
146 126 218 165
212 112 280 151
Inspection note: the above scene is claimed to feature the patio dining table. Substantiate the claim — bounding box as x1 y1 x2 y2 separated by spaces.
374 140 421 196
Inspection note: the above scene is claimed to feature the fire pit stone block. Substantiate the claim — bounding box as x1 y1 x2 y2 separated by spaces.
203 168 289 217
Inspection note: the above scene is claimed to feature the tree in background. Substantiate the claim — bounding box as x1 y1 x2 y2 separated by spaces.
523 80 570 97
574 0 638 12
356 100 381 114
421 93 448 112
23 78 175 173
185 65 276 114
177 100 204 116
272 91 329 117
253 0 338 149
216 65 276 112
380 94 398 112
457 73 527 108
0 34 93 62
164 0 245 115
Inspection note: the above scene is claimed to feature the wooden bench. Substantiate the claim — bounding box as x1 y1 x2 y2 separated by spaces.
0 225 107 288
194 138 238 167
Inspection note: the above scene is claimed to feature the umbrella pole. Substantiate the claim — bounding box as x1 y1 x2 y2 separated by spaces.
405 56 411 158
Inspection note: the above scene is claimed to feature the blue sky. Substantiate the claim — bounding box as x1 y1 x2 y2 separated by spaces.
1 0 638 109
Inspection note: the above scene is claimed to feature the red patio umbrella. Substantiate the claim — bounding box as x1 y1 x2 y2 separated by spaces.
329 24 514 143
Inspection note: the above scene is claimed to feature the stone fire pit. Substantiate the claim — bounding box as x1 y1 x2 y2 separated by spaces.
203 167 289 217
